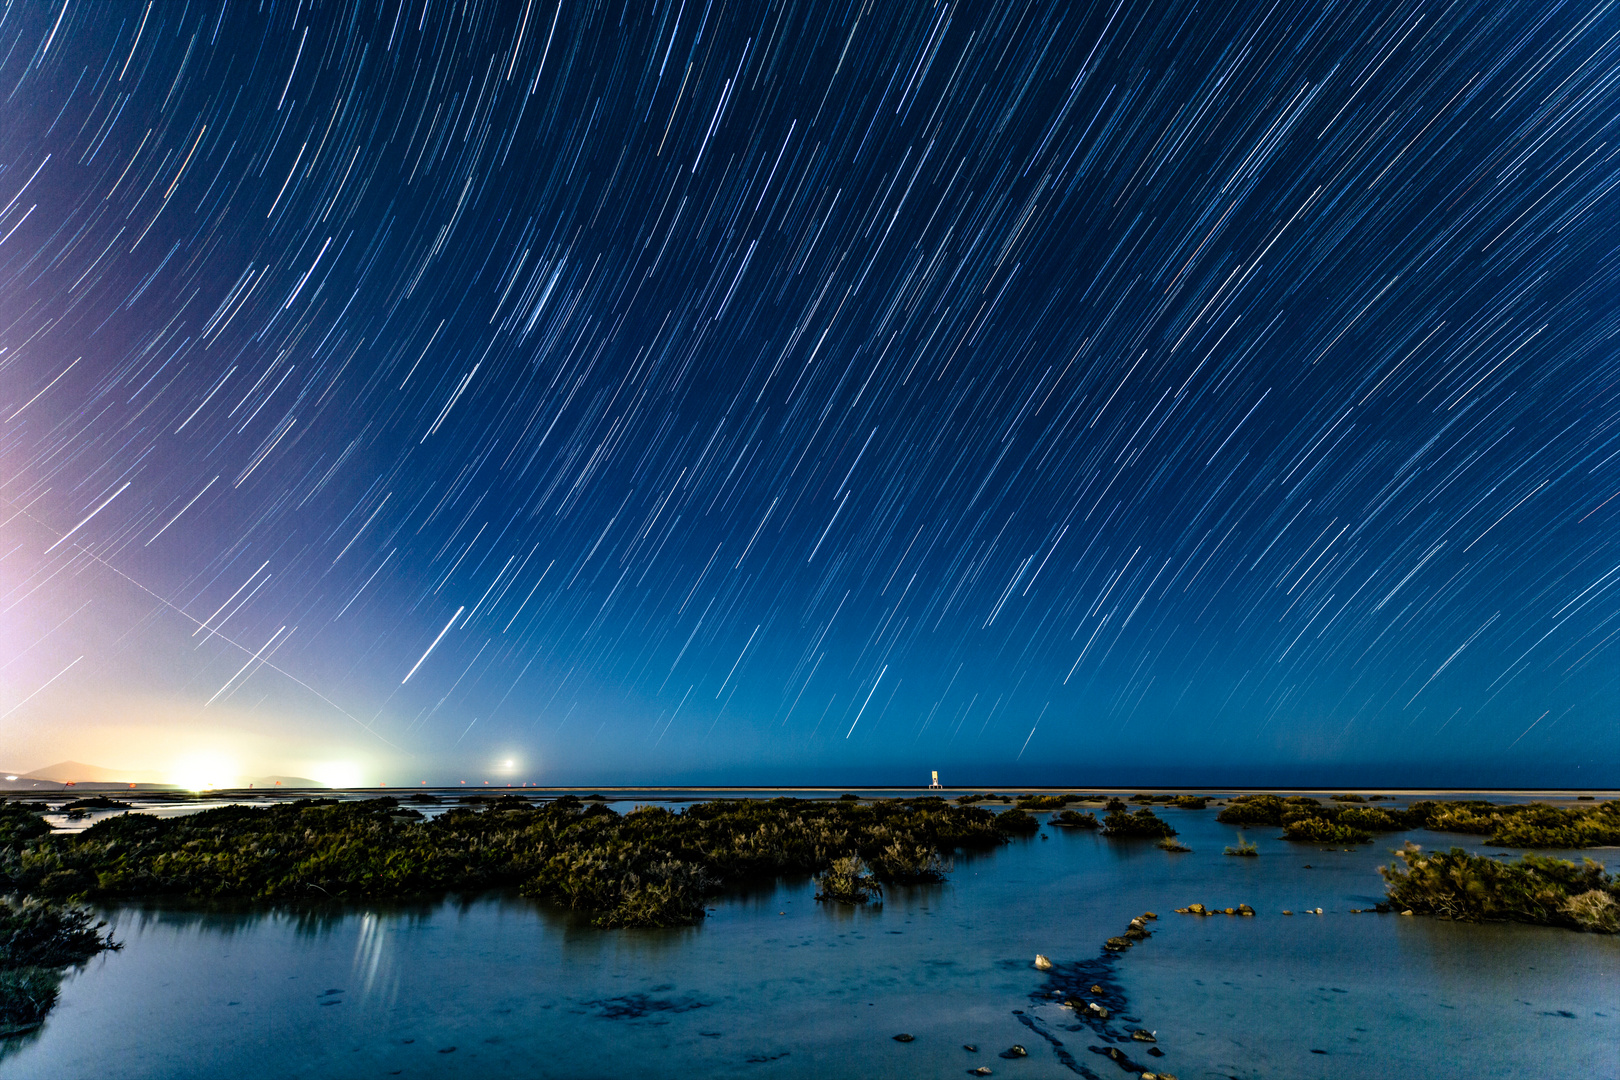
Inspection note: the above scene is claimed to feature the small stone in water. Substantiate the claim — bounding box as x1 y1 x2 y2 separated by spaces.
893 1033 914 1042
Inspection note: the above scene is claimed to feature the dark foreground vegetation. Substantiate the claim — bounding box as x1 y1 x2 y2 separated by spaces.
1102 799 1177 838
1381 844 1619 933
1217 794 1620 848
0 898 119 1037
0 795 1019 930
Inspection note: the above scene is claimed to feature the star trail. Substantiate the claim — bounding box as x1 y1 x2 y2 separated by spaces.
1 0 1618 785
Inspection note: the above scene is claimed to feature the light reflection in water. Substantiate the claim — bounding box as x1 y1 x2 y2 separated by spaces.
351 912 399 1008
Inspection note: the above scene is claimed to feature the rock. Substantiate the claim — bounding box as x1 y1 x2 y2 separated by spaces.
1400 909 1414 916
1090 984 1104 995
893 1033 915 1042
1282 909 1294 915
1143 911 1157 919
999 1045 1028 1058
1314 907 1324 915
1128 917 1146 930
1087 1002 1110 1018
1104 936 1133 950
1033 953 1053 971
1237 903 1255 916
1129 1029 1157 1042
970 1068 993 1076
1148 1046 1166 1057
963 1044 978 1052
1187 903 1206 914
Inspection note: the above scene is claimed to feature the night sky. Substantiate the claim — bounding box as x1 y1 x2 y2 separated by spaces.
2 0 1617 787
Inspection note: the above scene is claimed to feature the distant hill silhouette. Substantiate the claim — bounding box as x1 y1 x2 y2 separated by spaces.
244 776 326 789
22 761 166 784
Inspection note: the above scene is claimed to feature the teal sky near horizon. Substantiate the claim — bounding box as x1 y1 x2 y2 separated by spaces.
2 0 1619 788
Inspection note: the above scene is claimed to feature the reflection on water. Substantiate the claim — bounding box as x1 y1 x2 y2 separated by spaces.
2 809 1617 1079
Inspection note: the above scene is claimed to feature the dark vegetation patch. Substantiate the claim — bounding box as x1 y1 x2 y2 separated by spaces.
59 797 132 813
0 895 119 1037
1053 810 1099 829
1101 800 1176 839
0 795 1003 929
1015 794 1074 810
1381 843 1618 932
1217 794 1620 848
993 808 1040 834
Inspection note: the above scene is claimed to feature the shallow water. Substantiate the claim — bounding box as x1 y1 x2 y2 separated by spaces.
4 801 1616 1079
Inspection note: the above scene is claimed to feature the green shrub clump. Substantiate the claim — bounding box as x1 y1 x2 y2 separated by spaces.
1224 837 1259 856
994 808 1040 834
815 856 881 904
1215 795 1620 849
1053 810 1099 829
1215 794 1289 826
1102 806 1177 839
1282 817 1372 844
1381 843 1619 932
1014 794 1073 810
0 796 1004 930
1417 800 1620 848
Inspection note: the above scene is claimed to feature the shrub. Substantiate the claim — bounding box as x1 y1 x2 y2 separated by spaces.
1053 810 1099 829
0 898 119 969
1564 890 1620 933
0 898 119 1038
867 842 947 884
1380 843 1618 931
1336 806 1403 831
1015 794 1071 810
0 803 48 847
0 967 58 1036
1282 817 1371 844
1103 807 1176 839
816 856 880 904
1216 794 1286 826
1171 795 1209 809
1225 836 1258 856
1416 800 1620 848
1 797 1007 928
994 809 1040 834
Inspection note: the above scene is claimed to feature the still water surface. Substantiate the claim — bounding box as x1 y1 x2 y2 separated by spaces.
4 800 1616 1079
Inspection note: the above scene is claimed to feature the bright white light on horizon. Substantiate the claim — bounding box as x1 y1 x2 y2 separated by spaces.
172 752 239 792
311 762 363 788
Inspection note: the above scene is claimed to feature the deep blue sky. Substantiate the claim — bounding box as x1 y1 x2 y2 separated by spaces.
1 0 1617 787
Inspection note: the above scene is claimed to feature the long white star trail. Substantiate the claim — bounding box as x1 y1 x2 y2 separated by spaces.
1 0 1617 786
